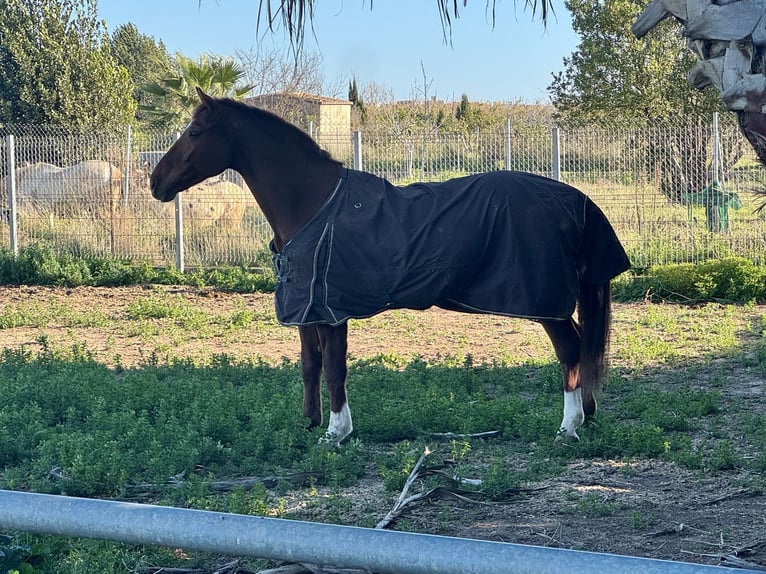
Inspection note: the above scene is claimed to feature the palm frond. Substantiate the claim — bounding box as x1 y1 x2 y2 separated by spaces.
252 0 553 54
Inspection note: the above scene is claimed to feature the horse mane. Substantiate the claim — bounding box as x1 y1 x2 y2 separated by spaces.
206 97 340 165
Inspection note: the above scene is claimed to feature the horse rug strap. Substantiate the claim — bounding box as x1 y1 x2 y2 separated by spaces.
270 168 630 326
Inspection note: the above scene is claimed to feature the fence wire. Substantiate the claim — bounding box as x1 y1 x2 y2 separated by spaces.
1 115 765 270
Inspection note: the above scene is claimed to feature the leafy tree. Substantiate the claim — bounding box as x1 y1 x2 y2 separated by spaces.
141 54 254 130
450 93 500 135
0 0 136 129
548 0 733 203
548 0 721 125
109 23 174 124
348 78 360 104
455 93 471 122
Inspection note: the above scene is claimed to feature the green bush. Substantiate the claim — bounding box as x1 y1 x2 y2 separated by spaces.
0 244 276 292
613 257 766 303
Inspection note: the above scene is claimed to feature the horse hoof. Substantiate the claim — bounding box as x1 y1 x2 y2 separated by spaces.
554 429 580 444
318 432 342 448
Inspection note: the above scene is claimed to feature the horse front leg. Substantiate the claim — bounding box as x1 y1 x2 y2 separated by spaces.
316 322 352 445
299 326 323 429
541 318 584 441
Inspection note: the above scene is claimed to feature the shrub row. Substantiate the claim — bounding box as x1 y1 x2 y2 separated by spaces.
3 245 765 304
613 257 766 303
0 244 274 293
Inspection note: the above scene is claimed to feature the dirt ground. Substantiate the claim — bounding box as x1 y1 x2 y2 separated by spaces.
1 285 765 570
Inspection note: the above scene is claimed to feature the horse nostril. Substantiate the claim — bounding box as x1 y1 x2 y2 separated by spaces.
149 175 161 199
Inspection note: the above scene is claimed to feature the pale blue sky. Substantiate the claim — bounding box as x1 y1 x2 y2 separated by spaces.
97 0 579 103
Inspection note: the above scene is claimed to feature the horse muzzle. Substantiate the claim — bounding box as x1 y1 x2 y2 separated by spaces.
149 177 177 203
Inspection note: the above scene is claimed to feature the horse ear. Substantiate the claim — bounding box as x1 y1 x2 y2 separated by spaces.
196 87 212 103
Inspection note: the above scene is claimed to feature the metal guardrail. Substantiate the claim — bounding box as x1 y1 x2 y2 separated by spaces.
0 490 755 574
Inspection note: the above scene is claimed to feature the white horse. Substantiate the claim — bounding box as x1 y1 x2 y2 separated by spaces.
5 160 122 210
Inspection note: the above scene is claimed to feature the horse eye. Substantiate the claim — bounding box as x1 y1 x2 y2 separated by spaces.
188 129 200 138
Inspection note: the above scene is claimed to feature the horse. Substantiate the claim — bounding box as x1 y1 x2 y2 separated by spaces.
151 88 631 445
2 160 123 214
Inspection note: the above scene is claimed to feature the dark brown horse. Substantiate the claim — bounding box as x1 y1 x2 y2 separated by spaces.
151 88 630 445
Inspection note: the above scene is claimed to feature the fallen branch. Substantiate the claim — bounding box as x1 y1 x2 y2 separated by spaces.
138 559 255 574
718 555 766 571
137 567 249 574
213 560 255 574
648 522 711 538
257 566 310 574
558 477 634 490
258 563 372 574
375 446 433 529
136 569 207 574
124 472 322 499
431 430 501 440
374 446 547 530
733 537 766 557
534 522 565 548
704 488 754 505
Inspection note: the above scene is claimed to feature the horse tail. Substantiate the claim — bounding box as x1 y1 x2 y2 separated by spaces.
577 280 612 417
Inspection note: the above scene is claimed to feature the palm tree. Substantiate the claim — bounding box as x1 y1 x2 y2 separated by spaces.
142 54 254 129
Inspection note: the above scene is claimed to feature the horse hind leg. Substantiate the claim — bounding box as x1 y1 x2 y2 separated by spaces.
541 318 586 441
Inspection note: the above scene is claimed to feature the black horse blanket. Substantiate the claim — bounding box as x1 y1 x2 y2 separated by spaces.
271 168 630 327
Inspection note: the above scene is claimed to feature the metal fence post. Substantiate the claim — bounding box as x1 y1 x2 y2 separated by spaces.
5 135 18 256
353 130 363 171
551 126 561 181
504 118 512 171
711 112 720 183
124 124 132 206
173 132 184 272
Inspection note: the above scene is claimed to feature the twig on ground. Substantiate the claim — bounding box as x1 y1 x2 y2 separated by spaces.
257 563 372 574
648 522 713 537
679 548 766 571
734 537 766 557
213 559 254 574
257 566 310 574
704 488 754 505
136 568 209 573
375 446 432 529
719 555 766 571
374 445 547 531
558 477 634 490
124 472 322 499
535 523 565 548
138 560 255 574
431 430 501 440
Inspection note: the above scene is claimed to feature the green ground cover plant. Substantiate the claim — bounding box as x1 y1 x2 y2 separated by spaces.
1 304 763 572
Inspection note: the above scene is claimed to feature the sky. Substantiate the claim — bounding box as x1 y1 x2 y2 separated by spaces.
96 0 581 104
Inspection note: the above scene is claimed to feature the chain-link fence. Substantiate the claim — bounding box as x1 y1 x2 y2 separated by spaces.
2 114 765 270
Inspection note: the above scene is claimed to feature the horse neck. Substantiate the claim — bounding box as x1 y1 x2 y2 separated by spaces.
232 137 341 249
